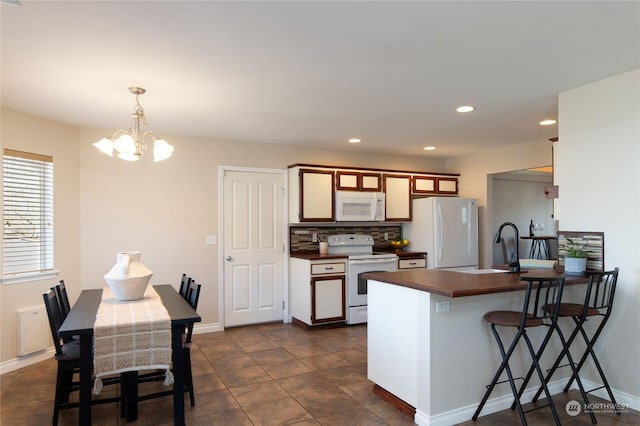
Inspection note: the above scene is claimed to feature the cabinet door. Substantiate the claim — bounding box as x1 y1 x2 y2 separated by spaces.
383 174 412 221
436 177 458 194
299 169 335 221
311 276 345 323
336 171 360 190
412 175 437 194
360 172 382 191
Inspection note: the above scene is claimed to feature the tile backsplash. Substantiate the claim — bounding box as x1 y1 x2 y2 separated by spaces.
290 225 402 252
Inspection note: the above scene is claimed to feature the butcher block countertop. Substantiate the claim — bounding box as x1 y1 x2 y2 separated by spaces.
362 268 587 298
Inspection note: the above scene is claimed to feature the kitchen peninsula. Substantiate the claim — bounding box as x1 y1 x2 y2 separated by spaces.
363 268 586 426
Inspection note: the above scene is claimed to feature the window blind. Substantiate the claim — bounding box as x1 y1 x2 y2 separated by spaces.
2 149 54 276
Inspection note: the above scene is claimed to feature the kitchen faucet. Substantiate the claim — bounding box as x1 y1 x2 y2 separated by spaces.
494 222 520 273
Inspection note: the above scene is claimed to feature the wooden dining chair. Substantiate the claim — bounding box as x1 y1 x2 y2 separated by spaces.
55 280 72 319
179 273 191 300
52 280 77 343
183 281 201 406
43 289 121 425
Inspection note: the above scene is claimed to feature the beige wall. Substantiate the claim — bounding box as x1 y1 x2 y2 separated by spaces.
556 69 639 398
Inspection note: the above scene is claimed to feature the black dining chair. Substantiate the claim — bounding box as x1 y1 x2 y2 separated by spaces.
183 281 201 406
51 280 76 343
42 289 122 425
53 280 72 319
179 273 191 300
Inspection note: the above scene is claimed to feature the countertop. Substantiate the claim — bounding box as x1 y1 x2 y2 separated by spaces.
289 252 348 260
289 250 427 261
362 268 587 298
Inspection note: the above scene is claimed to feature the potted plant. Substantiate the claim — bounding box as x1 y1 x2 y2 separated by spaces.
564 238 588 274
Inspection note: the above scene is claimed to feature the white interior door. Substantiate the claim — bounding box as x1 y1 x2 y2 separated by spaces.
223 170 285 327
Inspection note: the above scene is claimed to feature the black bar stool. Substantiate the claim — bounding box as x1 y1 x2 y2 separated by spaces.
472 274 566 425
531 268 620 420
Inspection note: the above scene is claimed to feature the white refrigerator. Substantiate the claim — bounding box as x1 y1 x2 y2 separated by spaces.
403 197 478 269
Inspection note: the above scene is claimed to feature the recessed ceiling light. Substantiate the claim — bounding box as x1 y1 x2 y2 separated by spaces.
423 146 436 151
539 119 557 126
456 105 475 113
348 138 361 144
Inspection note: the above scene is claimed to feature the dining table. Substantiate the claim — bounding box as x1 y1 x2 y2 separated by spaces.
58 284 201 426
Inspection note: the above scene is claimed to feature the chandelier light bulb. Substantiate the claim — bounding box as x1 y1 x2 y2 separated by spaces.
153 139 174 162
113 134 137 154
93 138 114 156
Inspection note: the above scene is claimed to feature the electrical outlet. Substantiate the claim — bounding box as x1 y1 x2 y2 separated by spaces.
312 232 318 242
384 232 389 240
436 300 450 312
294 230 309 235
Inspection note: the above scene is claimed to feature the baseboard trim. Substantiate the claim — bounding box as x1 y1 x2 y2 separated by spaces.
192 322 223 334
372 384 416 417
0 348 55 375
413 378 640 426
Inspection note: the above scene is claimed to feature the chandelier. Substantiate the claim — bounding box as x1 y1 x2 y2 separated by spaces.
93 87 174 162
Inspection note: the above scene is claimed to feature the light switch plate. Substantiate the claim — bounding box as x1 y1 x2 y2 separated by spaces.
206 235 216 245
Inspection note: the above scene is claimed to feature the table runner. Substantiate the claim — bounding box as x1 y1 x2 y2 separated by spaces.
93 286 173 394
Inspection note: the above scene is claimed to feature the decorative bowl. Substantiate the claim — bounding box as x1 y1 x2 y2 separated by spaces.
390 240 409 250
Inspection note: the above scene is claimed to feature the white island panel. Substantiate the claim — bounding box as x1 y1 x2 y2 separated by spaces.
368 280 430 408
367 275 583 426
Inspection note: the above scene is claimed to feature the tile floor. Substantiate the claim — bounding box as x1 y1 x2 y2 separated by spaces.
1 322 638 425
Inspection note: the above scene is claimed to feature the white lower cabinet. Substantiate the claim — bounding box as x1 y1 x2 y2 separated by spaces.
290 257 346 327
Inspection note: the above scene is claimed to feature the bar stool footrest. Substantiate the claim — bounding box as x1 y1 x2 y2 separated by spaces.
523 403 550 414
585 385 606 394
546 362 572 373
485 376 524 389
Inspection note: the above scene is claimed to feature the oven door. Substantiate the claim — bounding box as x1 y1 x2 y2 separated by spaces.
347 257 397 307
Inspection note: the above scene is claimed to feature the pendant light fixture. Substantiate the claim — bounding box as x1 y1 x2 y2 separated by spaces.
93 87 174 162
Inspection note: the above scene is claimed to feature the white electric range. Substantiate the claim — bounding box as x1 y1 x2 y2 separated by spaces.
327 234 397 324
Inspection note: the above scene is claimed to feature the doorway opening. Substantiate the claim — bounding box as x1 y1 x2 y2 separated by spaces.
488 167 555 265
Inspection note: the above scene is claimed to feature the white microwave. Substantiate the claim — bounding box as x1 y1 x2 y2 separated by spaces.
335 191 385 222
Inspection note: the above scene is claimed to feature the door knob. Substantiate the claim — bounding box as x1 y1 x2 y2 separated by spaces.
226 256 232 261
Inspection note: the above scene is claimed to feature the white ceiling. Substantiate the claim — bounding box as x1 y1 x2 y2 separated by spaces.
2 1 639 158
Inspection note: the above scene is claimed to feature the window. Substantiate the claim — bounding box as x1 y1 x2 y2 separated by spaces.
2 149 54 281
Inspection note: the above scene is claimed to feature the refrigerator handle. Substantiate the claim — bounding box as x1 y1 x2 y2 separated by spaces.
437 203 443 263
